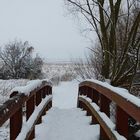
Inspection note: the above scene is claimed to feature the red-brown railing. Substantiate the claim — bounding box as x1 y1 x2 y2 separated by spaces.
0 80 52 140
78 80 140 140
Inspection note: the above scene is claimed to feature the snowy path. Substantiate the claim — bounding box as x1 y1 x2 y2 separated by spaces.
52 81 79 109
35 81 100 140
35 108 99 140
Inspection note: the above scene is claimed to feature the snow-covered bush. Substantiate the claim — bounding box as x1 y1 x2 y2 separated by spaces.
0 40 43 79
42 63 77 85
0 79 28 105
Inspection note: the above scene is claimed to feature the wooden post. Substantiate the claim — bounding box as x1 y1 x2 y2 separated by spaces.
92 89 99 105
80 86 87 96
100 128 110 140
46 86 52 95
36 89 42 124
91 115 98 124
42 87 46 98
86 87 93 100
44 86 48 96
116 106 129 139
100 95 110 117
78 100 82 108
26 94 35 139
49 86 52 95
89 89 99 124
10 92 22 140
42 88 47 115
100 94 111 140
47 86 49 95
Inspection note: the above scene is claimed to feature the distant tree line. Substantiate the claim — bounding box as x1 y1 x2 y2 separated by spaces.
0 40 43 79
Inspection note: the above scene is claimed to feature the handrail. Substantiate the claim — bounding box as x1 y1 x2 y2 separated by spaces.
0 80 53 140
79 97 119 140
16 96 52 140
78 80 140 140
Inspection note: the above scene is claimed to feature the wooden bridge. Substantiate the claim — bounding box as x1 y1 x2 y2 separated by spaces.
0 80 140 140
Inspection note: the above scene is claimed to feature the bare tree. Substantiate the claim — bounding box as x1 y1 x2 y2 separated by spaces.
0 40 43 79
74 43 103 81
65 0 140 88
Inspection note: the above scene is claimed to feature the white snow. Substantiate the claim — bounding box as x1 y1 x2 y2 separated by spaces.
85 79 140 107
0 121 9 140
11 79 48 96
135 130 140 138
35 107 99 140
52 80 79 109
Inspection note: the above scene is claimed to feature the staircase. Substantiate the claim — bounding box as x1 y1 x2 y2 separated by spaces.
35 108 99 140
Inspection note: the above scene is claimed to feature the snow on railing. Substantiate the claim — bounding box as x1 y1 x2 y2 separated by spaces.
78 80 140 140
16 95 52 140
11 79 52 96
0 80 52 140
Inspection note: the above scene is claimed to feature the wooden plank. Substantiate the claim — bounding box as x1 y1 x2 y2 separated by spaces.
26 94 35 139
116 106 129 139
10 92 23 140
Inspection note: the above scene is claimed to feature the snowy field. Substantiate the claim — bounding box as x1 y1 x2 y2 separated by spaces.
42 63 76 85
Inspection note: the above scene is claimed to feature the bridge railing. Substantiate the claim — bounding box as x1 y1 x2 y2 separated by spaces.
78 80 140 140
0 80 52 140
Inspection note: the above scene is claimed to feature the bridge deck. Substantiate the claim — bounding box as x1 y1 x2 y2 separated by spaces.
1 80 139 139
35 108 99 140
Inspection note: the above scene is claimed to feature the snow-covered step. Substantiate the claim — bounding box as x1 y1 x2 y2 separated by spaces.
35 107 99 140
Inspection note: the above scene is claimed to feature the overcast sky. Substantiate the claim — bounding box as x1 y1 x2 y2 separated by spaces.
0 0 90 62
